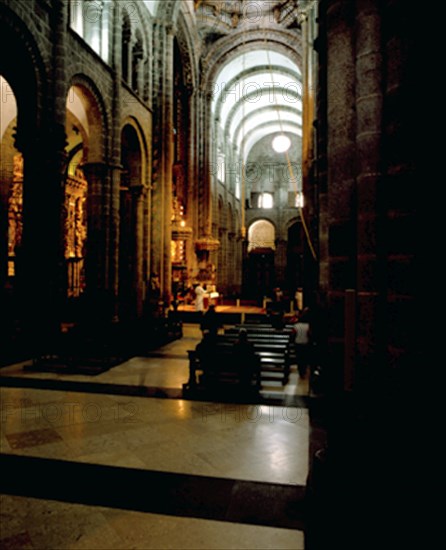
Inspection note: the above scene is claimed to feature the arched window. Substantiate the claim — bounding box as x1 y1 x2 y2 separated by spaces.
217 153 225 183
132 31 144 94
258 192 274 209
122 12 131 83
70 1 109 62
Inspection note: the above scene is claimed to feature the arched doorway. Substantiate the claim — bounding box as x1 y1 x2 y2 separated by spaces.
0 9 54 355
65 82 106 321
120 123 143 321
1 75 22 286
0 75 23 348
245 219 276 300
65 85 90 302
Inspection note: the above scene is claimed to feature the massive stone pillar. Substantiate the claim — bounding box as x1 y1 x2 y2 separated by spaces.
199 91 214 238
133 185 145 317
82 162 110 294
355 0 385 384
300 2 319 306
315 1 329 297
187 88 199 280
382 0 417 373
275 239 287 287
325 0 357 391
152 21 174 302
109 1 124 319
18 128 66 351
16 0 68 349
194 90 219 283
306 3 417 548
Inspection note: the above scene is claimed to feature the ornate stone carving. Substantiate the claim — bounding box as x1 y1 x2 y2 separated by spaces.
8 154 24 258
65 167 87 259
195 235 220 252
171 196 192 242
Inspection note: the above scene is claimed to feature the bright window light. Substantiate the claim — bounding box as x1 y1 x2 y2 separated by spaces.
258 193 274 209
272 135 291 153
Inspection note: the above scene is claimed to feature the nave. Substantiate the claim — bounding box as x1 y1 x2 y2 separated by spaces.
1 324 308 549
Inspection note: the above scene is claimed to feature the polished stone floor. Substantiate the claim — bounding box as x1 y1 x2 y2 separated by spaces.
0 494 304 549
0 324 308 549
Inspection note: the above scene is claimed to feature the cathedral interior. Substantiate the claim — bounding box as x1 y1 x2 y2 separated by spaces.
0 1 417 548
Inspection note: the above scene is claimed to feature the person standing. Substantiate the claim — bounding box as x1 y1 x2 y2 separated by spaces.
194 283 206 313
200 304 220 336
293 312 311 378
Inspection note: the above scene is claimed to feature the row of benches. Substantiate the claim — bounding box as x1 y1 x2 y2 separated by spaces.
185 323 296 393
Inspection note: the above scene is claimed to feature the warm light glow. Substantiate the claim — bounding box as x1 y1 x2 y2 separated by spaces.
0 75 18 140
295 192 304 208
248 220 276 251
272 135 291 153
258 193 274 209
171 240 185 264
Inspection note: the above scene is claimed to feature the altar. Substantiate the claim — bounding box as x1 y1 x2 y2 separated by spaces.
204 291 221 308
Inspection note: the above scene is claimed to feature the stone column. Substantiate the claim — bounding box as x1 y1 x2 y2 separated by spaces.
19 126 66 344
315 1 329 295
301 3 319 307
132 185 145 317
382 0 417 370
326 0 357 390
187 88 199 279
355 0 385 382
109 1 123 319
193 90 220 285
275 238 288 288
227 232 235 290
82 162 109 293
200 91 214 237
17 0 68 349
151 21 174 302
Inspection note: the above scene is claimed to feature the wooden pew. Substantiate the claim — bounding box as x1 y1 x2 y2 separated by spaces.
227 325 296 366
186 333 290 391
186 346 261 393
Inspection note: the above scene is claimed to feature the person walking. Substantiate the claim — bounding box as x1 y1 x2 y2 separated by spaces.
293 311 311 378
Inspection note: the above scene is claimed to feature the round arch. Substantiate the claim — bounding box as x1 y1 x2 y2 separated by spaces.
67 74 108 163
208 35 302 162
120 123 145 188
248 219 276 252
0 4 47 140
119 123 146 321
0 6 47 295
176 9 199 90
120 117 148 185
202 28 302 92
216 65 301 114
